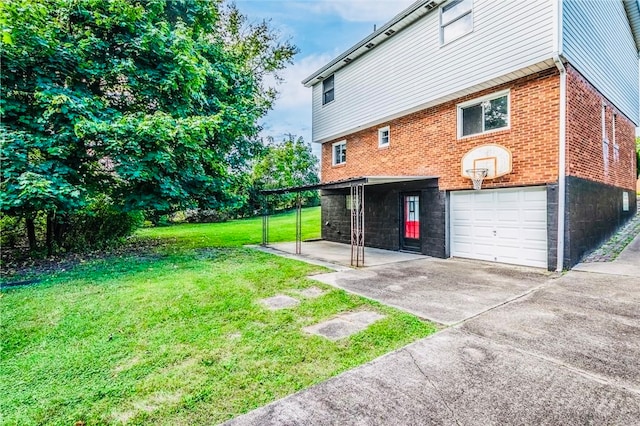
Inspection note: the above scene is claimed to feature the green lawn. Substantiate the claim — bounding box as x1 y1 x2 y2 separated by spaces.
1 207 436 425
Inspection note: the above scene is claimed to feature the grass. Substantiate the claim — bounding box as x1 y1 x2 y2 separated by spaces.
1 207 437 425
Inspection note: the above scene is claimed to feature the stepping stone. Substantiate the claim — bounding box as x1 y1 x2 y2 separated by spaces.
303 311 386 341
260 295 300 310
296 286 327 298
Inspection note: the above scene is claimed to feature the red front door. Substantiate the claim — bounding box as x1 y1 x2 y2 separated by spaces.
402 194 420 251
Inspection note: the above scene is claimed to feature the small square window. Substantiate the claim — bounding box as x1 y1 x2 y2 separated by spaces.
458 91 509 138
378 126 390 147
323 75 335 105
332 140 346 165
440 0 473 45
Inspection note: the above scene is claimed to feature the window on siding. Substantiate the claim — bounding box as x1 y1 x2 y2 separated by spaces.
322 75 335 105
378 126 390 147
332 140 346 165
440 0 473 45
458 91 509 137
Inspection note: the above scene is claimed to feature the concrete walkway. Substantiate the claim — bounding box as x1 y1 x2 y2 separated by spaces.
252 240 426 271
229 240 640 425
573 232 640 276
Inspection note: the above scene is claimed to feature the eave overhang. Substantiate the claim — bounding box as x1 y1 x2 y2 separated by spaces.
260 176 438 195
624 0 640 54
301 0 445 87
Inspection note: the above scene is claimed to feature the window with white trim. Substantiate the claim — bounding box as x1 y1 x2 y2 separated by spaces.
440 0 473 45
458 91 509 138
322 75 335 105
613 113 619 162
332 140 346 165
378 126 390 147
602 104 610 171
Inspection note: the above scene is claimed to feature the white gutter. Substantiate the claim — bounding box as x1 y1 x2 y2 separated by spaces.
553 0 566 272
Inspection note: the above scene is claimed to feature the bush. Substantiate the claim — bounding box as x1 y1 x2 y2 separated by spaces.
0 214 25 248
61 198 144 251
183 209 230 223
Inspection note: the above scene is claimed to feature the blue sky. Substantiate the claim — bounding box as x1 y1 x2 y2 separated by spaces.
235 0 415 151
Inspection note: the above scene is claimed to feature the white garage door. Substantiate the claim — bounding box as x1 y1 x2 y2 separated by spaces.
450 187 548 268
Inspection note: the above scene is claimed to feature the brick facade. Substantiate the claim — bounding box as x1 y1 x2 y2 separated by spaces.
321 68 561 191
566 65 638 192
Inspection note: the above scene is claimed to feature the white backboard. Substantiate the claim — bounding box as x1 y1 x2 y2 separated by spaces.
461 144 512 179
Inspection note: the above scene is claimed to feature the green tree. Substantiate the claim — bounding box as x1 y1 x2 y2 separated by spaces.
251 134 319 212
1 0 296 254
636 137 640 178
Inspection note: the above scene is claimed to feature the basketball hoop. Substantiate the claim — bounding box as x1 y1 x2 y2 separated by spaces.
466 168 488 190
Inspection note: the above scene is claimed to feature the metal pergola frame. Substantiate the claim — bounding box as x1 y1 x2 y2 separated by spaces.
260 176 437 267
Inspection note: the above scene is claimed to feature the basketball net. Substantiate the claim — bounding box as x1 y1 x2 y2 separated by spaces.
466 168 488 190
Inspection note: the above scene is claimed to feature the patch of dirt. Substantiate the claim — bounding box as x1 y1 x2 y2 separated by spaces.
112 355 142 375
111 391 183 423
0 237 170 284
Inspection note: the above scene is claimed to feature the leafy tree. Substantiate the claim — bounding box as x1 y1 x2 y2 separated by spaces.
1 0 296 254
251 134 319 212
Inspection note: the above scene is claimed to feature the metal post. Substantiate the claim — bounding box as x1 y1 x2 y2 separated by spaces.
261 194 269 246
295 194 302 254
350 184 365 267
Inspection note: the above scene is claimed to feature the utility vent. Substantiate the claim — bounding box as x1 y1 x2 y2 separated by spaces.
343 58 352 63
365 42 375 49
425 1 437 10
384 29 396 36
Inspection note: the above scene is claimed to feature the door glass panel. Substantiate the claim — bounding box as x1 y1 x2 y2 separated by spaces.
404 195 420 239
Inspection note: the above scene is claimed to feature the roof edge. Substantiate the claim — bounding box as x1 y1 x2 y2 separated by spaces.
301 0 444 87
623 0 640 53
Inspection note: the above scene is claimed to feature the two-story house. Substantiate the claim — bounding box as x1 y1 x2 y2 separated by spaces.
302 0 639 271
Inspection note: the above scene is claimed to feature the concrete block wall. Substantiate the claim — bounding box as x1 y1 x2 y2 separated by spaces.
564 176 637 267
320 180 446 258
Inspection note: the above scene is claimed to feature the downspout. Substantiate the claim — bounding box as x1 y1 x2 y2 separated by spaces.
553 54 566 272
553 0 566 272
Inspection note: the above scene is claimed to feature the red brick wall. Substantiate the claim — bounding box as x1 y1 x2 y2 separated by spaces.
566 65 637 192
321 68 560 191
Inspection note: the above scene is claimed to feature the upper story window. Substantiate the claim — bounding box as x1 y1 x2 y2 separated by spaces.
332 140 346 165
378 126 390 147
601 105 609 142
458 91 509 138
323 75 335 105
440 0 473 45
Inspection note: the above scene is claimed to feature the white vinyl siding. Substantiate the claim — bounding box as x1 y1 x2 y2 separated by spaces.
563 0 639 124
450 187 548 268
312 0 555 143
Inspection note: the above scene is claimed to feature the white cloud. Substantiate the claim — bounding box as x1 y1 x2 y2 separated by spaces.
300 0 416 23
271 53 332 109
259 54 332 150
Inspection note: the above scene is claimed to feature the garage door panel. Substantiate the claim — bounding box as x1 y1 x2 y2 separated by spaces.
498 209 520 222
523 209 546 223
523 188 547 201
496 191 519 202
451 187 548 268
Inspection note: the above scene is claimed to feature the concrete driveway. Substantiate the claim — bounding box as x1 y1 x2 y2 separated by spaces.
312 258 555 325
228 245 640 425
